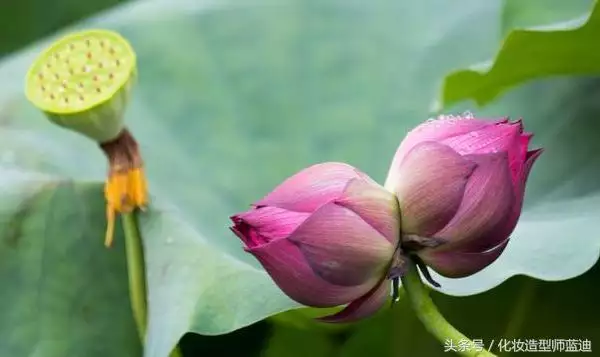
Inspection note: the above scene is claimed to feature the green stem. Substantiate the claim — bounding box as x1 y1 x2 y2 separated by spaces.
122 212 183 357
401 262 496 357
122 212 147 340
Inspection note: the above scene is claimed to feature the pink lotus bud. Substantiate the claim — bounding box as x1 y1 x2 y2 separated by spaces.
231 163 400 322
385 115 542 278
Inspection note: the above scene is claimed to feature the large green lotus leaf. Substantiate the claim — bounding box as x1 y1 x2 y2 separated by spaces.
0 170 141 357
437 0 599 107
0 1 596 357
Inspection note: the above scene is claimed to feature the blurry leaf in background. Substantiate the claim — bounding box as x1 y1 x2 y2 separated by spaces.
0 0 599 357
437 0 599 107
179 321 270 357
0 0 131 57
260 322 339 357
501 0 593 35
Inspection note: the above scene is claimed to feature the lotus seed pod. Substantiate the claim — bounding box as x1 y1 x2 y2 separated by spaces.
25 29 136 143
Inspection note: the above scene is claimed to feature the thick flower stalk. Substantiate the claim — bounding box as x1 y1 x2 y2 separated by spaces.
231 163 401 322
25 29 148 247
385 114 542 279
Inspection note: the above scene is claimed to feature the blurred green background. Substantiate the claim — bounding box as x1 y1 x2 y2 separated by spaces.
0 0 129 57
1 0 600 356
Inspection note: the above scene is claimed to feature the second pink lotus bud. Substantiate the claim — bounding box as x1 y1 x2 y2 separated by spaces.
385 115 542 278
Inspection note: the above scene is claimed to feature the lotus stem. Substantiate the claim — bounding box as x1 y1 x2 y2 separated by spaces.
122 212 147 339
401 261 496 357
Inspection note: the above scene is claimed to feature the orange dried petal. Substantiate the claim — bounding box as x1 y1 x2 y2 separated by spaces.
103 168 149 247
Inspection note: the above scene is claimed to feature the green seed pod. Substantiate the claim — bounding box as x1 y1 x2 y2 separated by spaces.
25 29 136 143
